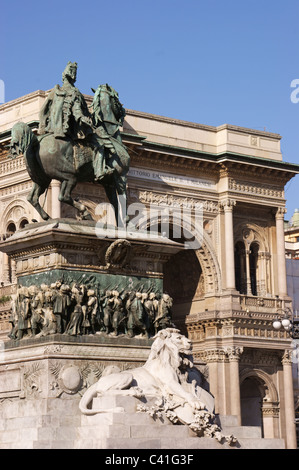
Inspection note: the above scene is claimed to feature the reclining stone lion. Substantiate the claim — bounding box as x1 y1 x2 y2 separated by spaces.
79 328 215 417
79 328 237 444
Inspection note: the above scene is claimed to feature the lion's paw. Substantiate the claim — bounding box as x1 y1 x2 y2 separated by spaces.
189 400 206 411
131 386 144 398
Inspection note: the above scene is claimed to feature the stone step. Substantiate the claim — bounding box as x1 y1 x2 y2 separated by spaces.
81 410 171 426
77 421 193 440
217 415 239 427
236 438 285 449
222 425 261 439
217 414 262 438
88 435 286 450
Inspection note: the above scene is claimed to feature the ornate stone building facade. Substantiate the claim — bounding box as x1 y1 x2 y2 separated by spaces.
0 90 298 448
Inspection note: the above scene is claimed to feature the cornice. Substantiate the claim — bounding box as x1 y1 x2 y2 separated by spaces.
0 89 282 140
127 139 299 180
0 90 48 111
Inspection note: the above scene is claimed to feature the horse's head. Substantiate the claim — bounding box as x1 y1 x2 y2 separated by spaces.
91 84 126 130
9 122 36 159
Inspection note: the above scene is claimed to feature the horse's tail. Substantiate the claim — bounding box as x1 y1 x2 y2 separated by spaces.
11 122 50 187
10 122 38 158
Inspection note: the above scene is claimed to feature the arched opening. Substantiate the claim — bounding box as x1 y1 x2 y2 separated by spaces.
145 219 205 334
163 249 204 333
250 242 259 296
5 223 16 284
19 219 29 229
235 241 246 294
240 368 280 439
6 222 16 237
240 377 264 434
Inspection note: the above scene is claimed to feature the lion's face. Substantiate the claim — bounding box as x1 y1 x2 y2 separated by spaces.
146 328 194 376
151 328 193 361
170 331 192 356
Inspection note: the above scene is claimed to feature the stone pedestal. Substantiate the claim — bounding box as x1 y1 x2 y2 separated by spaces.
0 218 189 448
0 219 183 292
0 334 150 449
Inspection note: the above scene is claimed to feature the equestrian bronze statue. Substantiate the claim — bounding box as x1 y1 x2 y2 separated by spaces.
9 61 130 226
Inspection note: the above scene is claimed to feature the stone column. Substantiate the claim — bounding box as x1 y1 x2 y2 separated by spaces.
11 259 16 284
282 350 297 449
3 253 11 284
51 180 61 219
221 199 236 290
258 252 266 296
275 207 288 296
245 248 252 295
225 346 243 425
204 349 225 415
262 403 280 439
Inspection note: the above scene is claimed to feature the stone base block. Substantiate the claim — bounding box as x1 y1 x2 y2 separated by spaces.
0 337 287 450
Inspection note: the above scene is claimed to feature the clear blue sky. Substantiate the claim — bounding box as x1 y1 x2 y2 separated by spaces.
2 0 299 220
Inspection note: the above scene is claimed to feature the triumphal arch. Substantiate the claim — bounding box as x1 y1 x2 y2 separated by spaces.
0 66 298 449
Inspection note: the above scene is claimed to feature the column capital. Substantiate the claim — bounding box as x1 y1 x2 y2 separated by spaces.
275 206 287 220
282 349 293 365
224 346 244 361
51 179 61 188
199 348 227 363
219 198 236 212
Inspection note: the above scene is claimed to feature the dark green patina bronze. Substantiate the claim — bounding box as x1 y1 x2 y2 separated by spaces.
9 62 130 225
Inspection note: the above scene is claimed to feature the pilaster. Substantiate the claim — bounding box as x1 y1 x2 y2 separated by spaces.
225 346 243 424
275 207 288 297
282 349 297 449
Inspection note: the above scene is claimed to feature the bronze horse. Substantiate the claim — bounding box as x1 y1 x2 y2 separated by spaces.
9 85 130 225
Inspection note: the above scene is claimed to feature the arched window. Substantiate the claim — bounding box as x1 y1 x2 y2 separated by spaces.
19 219 29 229
235 241 246 294
250 242 259 296
5 223 16 284
6 222 16 237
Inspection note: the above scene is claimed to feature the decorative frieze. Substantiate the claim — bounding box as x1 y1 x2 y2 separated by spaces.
129 189 219 213
262 405 280 418
229 178 284 199
195 346 243 363
195 348 227 363
186 314 290 341
240 349 281 366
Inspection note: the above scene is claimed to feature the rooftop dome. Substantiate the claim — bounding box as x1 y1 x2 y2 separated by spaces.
291 208 299 227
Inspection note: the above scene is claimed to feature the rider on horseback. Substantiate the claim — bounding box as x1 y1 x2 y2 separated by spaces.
9 61 130 223
38 61 114 181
